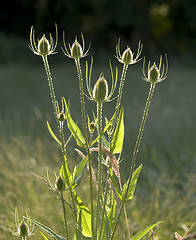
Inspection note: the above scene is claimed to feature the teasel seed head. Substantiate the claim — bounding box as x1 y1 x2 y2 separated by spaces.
93 75 108 103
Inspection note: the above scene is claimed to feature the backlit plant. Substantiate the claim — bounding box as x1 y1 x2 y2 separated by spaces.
13 25 169 240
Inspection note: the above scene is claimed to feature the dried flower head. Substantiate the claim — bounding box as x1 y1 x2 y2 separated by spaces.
63 33 90 59
116 40 143 65
29 24 58 57
142 55 168 84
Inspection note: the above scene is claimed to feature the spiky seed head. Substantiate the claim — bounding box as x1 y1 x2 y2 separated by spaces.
18 221 28 238
121 47 133 64
93 76 108 103
38 34 50 56
148 63 159 83
58 111 66 122
55 176 65 192
71 38 83 59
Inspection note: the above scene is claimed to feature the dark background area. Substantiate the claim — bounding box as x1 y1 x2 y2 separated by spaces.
0 0 195 64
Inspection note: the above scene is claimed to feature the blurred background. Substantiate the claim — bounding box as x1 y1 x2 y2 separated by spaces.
0 0 196 239
0 0 195 63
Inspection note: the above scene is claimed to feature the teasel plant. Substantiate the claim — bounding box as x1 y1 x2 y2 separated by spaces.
15 26 169 240
29 25 78 240
85 59 118 237
62 34 98 238
9 208 34 240
110 54 168 239
115 40 143 121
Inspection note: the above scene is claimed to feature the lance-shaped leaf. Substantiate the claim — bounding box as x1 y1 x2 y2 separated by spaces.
102 135 110 149
72 229 82 240
72 156 88 188
109 168 122 202
26 219 66 240
132 221 163 240
122 164 142 201
110 107 124 154
63 98 85 148
73 191 92 237
40 232 49 240
106 200 116 231
47 121 61 146
90 108 118 147
99 214 110 240
60 155 73 189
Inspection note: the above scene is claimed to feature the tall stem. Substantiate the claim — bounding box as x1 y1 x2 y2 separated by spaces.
75 58 87 138
75 58 94 238
42 55 77 235
42 56 58 120
59 122 77 224
114 63 129 124
113 63 131 238
111 82 156 239
116 64 129 110
60 192 69 240
98 161 111 240
95 102 103 235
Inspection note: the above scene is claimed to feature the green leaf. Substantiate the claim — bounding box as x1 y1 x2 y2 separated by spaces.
28 219 66 240
72 156 88 188
47 121 61 146
110 107 124 154
102 135 110 149
109 168 122 201
99 214 110 240
80 208 92 238
60 155 73 189
63 98 85 148
91 109 117 147
123 164 142 201
106 200 116 230
40 232 49 240
72 229 81 240
73 191 92 237
132 221 163 240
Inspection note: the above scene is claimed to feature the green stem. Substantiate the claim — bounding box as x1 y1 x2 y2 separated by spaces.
75 58 87 139
111 82 156 240
88 134 95 238
98 161 111 240
96 102 103 236
114 63 129 124
109 62 130 239
60 192 69 240
42 56 58 121
43 55 77 234
74 58 94 238
59 122 77 224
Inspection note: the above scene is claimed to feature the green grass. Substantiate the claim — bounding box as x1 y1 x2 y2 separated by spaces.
0 60 195 239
